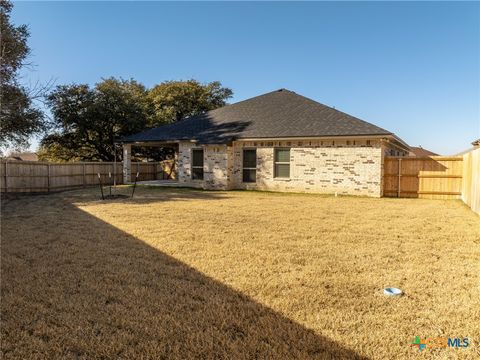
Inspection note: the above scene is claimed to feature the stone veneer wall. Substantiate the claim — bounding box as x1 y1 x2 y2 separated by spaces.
204 145 232 190
178 142 199 188
178 139 405 196
178 142 232 190
231 139 385 197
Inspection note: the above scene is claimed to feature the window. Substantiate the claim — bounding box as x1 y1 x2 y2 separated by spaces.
191 149 204 180
274 148 290 178
242 149 256 183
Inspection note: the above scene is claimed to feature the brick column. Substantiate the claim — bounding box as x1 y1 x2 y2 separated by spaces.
123 144 131 183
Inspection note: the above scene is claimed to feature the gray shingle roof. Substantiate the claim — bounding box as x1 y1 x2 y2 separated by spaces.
121 89 396 144
409 146 439 157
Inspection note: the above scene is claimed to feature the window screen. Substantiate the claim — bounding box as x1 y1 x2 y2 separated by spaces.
274 148 290 178
191 149 204 180
242 149 256 183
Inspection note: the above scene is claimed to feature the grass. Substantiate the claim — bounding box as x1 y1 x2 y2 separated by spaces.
1 187 479 359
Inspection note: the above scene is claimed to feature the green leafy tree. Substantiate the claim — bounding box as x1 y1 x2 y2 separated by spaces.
148 80 232 125
39 78 150 161
0 0 45 150
40 79 233 162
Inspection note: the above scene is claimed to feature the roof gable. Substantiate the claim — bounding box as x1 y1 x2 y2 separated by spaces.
122 89 397 144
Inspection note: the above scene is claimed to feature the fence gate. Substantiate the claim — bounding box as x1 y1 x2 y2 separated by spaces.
383 156 463 199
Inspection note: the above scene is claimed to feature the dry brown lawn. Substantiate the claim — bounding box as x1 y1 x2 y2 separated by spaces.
1 187 479 359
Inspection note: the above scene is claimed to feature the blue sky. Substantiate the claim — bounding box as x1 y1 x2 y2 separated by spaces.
13 1 480 155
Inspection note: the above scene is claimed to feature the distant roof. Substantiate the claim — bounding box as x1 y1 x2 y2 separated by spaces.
121 89 407 147
6 152 38 161
409 146 439 157
455 139 480 156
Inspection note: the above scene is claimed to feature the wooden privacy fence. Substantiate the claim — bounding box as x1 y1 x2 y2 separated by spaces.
383 156 464 199
0 160 175 193
461 148 480 214
1 153 478 214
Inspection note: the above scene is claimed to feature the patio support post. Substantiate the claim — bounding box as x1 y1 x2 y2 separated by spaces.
123 144 132 183
173 147 178 180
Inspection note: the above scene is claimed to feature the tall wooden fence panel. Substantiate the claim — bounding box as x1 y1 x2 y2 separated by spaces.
462 148 480 215
0 160 175 193
383 156 464 199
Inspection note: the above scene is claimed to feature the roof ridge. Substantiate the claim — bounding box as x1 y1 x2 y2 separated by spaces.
291 92 392 135
209 88 296 114
120 89 407 146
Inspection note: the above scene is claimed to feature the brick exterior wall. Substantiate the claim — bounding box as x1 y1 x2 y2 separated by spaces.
204 145 232 190
177 139 405 196
232 140 384 197
178 143 233 190
178 142 202 188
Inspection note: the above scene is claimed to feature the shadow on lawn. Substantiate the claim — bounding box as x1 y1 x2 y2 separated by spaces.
1 194 367 359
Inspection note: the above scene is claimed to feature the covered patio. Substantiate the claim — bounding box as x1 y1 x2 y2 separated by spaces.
134 180 185 187
119 141 179 184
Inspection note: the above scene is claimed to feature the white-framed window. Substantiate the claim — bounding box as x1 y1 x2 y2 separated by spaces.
242 148 257 183
274 148 290 178
191 148 204 180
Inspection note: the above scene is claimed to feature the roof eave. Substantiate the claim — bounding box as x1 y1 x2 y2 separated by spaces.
388 134 411 152
117 133 411 150
115 139 196 145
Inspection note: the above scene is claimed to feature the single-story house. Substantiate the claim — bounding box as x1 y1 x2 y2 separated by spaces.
409 146 439 157
5 152 39 161
120 89 410 197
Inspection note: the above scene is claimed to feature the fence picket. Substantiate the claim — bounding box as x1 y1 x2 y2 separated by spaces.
1 154 477 215
0 160 175 193
384 156 464 199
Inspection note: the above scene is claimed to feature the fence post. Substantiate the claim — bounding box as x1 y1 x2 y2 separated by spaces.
82 163 87 187
4 161 8 193
47 164 51 192
397 158 402 198
112 162 116 187
83 163 87 187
